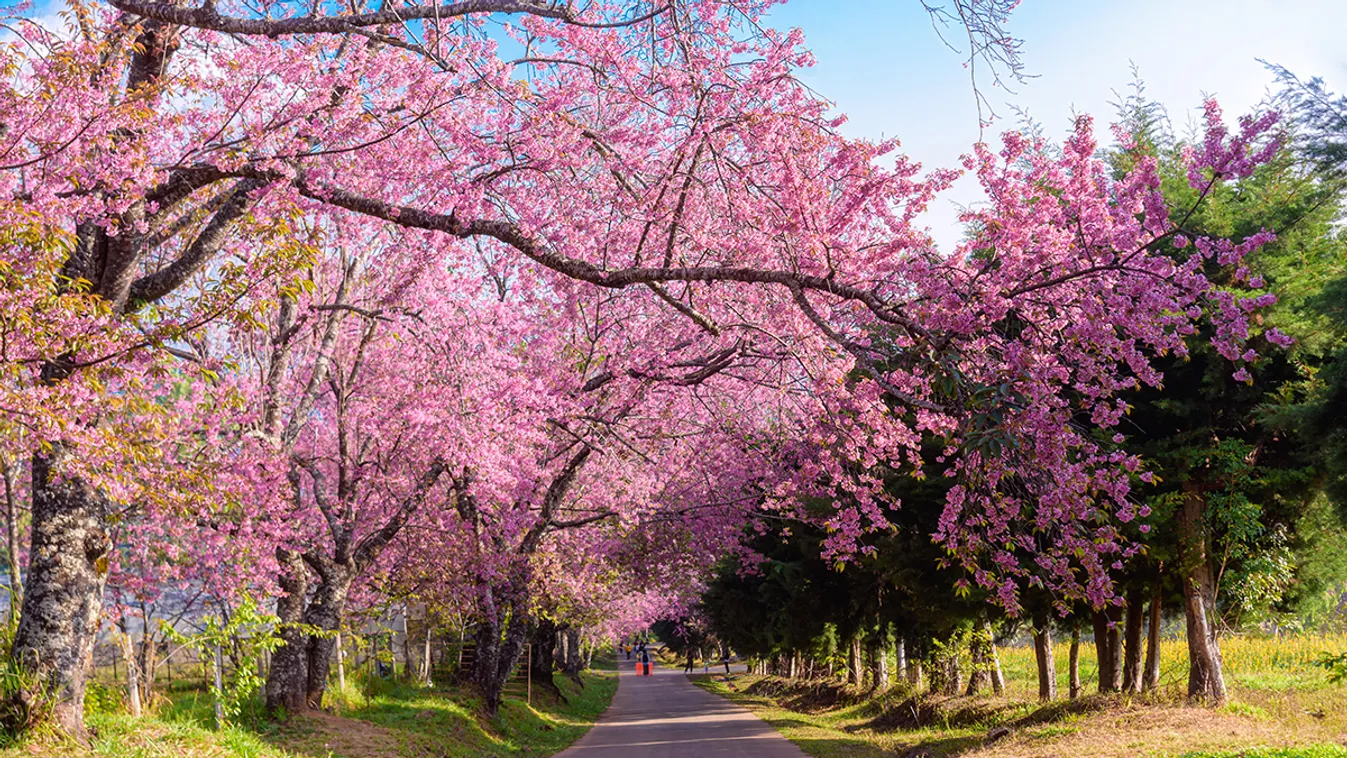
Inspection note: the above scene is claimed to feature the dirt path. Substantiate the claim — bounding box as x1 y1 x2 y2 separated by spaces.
556 658 806 758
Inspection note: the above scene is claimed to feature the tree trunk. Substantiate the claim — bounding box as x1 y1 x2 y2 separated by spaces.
563 627 584 680
1031 609 1056 701
404 607 431 686
1092 607 1123 692
868 632 890 691
2 461 23 624
529 617 564 701
301 571 352 709
472 617 503 712
965 629 990 696
135 617 156 709
1143 587 1162 692
265 549 310 715
943 652 962 696
985 620 1005 696
847 633 863 686
472 592 530 718
1069 622 1081 699
11 451 111 738
1122 585 1146 694
895 638 907 682
1178 487 1227 704
119 632 142 718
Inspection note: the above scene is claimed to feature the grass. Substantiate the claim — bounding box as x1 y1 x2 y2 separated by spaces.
691 632 1347 758
1180 750 1347 758
274 660 618 757
0 655 618 758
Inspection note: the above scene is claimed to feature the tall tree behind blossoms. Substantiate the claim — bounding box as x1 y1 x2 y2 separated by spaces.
2 0 1282 733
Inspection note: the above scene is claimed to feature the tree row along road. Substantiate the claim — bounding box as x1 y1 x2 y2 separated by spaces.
558 657 804 758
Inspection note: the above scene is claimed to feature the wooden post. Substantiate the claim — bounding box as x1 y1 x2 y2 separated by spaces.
213 643 225 729
421 624 432 686
337 632 346 692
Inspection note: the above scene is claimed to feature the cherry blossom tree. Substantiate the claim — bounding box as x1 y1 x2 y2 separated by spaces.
0 0 1284 735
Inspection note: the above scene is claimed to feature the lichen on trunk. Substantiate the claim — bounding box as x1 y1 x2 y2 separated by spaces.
11 450 110 739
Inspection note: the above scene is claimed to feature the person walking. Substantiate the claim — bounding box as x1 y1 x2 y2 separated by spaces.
640 647 652 676
721 648 731 675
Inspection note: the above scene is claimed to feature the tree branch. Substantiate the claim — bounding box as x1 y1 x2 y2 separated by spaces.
106 0 669 36
128 178 265 305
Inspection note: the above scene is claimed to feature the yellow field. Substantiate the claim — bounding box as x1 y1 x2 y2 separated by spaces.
994 631 1347 699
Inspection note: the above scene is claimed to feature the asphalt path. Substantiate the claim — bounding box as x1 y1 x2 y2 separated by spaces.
557 657 806 758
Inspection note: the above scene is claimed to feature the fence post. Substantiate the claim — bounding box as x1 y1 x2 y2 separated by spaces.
213 643 225 729
337 632 346 692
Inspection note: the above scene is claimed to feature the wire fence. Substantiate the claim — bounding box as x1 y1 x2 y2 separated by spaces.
88 627 529 699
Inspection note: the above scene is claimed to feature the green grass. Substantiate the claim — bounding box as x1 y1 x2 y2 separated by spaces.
692 634 1347 758
1180 749 1347 758
281 661 618 758
0 656 618 758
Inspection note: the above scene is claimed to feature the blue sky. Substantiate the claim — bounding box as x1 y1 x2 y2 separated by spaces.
767 0 1347 245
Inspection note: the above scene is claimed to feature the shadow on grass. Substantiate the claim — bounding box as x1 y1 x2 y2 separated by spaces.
144 657 618 758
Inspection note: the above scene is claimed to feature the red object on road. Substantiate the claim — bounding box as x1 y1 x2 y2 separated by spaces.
635 662 642 672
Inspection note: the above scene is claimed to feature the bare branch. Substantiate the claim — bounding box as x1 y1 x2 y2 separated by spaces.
105 0 669 37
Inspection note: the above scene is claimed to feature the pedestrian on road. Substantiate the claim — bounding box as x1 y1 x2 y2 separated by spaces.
641 647 652 676
624 643 631 661
721 649 731 675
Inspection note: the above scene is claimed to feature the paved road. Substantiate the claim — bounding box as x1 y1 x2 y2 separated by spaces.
557 658 806 758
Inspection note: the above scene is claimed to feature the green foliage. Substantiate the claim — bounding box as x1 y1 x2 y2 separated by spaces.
0 655 53 743
1314 651 1347 683
1282 496 1347 629
83 681 124 718
0 618 52 741
1106 83 1347 632
162 595 287 727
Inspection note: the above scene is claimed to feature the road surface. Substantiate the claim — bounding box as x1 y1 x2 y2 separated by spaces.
557 658 806 758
